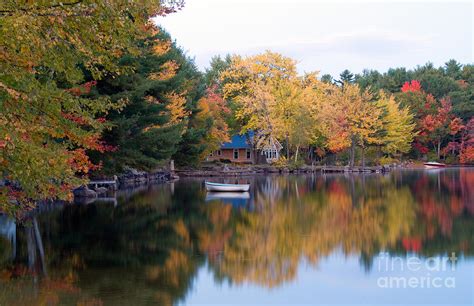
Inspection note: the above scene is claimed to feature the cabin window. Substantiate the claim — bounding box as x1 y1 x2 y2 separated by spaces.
263 149 278 159
217 150 222 156
209 151 213 157
233 149 239 159
246 149 251 159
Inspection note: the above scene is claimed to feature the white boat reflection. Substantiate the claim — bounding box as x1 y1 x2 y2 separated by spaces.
205 192 250 208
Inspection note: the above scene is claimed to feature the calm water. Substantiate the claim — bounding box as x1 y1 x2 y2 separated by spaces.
0 169 473 306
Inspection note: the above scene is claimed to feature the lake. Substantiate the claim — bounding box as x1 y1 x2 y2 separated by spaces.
0 169 473 306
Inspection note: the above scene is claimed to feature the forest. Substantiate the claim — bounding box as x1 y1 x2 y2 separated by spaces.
0 1 473 211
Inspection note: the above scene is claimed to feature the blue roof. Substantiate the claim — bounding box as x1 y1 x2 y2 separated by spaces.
221 132 253 149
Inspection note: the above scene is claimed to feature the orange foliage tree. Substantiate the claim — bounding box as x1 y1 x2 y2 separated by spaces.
196 85 231 159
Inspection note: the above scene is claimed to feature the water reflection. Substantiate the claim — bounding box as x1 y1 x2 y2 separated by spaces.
205 192 250 208
0 216 16 260
0 169 473 305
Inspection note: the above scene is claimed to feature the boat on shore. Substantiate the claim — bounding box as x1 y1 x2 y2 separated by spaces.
424 162 447 169
205 182 250 192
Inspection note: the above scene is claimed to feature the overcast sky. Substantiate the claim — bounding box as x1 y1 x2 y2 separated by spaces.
156 0 473 77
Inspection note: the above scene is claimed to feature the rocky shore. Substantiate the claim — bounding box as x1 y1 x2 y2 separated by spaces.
73 168 178 200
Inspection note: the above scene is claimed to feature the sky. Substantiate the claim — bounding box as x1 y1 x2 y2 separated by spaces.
156 0 474 77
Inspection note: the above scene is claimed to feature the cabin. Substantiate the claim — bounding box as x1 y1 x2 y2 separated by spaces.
207 132 283 164
207 133 254 163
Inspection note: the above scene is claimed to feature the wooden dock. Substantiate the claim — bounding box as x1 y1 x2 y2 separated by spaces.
321 166 386 173
88 179 118 190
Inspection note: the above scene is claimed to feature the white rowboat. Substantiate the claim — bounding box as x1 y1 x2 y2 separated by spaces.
205 182 250 192
424 162 447 169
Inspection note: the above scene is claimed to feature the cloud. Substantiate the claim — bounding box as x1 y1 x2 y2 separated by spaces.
193 29 434 75
231 29 433 58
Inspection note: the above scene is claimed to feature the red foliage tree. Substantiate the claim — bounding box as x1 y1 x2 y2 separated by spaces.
401 80 422 93
459 118 474 164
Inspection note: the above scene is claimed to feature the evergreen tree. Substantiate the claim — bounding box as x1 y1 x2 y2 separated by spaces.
444 59 463 80
204 55 232 87
91 29 204 173
336 69 355 86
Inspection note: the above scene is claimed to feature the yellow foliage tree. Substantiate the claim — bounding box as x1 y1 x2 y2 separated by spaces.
221 51 321 161
316 83 382 167
377 92 416 158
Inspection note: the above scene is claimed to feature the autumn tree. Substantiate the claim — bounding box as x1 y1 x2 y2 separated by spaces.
195 85 231 159
442 117 465 158
459 118 474 164
221 51 322 162
0 0 184 212
221 51 298 157
419 97 453 159
356 62 473 162
376 93 416 158
317 83 382 167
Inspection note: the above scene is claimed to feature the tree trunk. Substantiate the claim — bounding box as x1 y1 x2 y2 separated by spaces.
437 139 441 160
253 144 258 164
452 135 455 156
295 145 299 163
361 145 365 169
286 133 290 160
349 136 356 168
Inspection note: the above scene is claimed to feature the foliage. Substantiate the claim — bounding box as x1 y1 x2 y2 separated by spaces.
460 118 474 164
221 52 321 160
316 83 384 166
204 55 232 87
376 93 416 155
352 61 473 162
336 69 355 86
0 0 183 211
195 85 231 159
90 28 200 174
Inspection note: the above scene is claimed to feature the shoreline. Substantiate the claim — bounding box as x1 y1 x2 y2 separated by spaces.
176 164 396 177
73 169 178 200
176 162 474 177
72 162 474 201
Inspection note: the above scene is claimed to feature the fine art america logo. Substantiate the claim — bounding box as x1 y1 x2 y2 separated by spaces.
376 252 458 289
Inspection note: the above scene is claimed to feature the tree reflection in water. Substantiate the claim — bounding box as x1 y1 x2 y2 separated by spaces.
0 169 473 305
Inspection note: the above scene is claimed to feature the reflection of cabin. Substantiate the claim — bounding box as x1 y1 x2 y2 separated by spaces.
207 132 283 164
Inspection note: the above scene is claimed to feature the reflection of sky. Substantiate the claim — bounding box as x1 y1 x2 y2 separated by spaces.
180 251 474 305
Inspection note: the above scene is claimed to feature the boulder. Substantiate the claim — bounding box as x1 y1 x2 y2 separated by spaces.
73 186 97 198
